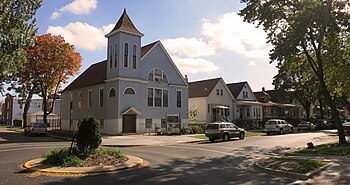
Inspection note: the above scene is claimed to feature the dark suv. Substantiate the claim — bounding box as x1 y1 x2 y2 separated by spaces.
205 122 245 142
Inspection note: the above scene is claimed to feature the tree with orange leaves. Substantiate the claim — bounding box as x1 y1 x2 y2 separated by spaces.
21 33 82 125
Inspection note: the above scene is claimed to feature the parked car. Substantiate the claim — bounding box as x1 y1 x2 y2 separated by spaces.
297 121 317 132
205 122 245 142
24 123 47 136
342 121 350 135
312 119 328 130
264 119 294 135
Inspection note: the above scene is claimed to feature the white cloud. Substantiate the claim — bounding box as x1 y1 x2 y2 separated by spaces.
162 37 215 58
60 0 97 15
50 0 97 19
47 22 114 51
248 61 256 66
50 11 61 20
171 55 219 75
201 12 271 63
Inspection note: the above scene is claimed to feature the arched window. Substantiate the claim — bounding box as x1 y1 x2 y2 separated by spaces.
124 43 128 67
124 87 136 95
114 43 118 68
132 44 137 69
147 68 168 83
109 88 116 97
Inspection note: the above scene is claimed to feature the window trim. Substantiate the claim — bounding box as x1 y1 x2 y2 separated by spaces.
88 89 92 109
176 90 182 108
99 88 104 108
109 87 117 98
109 44 113 69
124 87 136 95
114 42 118 68
132 44 137 69
78 91 82 109
147 87 169 107
123 42 129 68
147 68 168 83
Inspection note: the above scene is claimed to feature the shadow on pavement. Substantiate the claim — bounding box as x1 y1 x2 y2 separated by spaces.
0 131 67 144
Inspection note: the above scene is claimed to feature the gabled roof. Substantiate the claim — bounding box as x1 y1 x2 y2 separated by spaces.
254 89 288 103
105 9 143 37
63 42 181 92
188 78 221 98
226 81 247 99
63 60 107 92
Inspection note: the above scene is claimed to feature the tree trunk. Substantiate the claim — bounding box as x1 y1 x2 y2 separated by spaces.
22 91 34 128
319 98 325 119
319 77 346 144
42 91 48 126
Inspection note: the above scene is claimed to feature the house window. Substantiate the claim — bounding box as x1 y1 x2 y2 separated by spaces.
109 44 113 69
124 43 128 67
220 89 223 96
78 91 82 109
147 88 168 107
208 104 211 113
109 88 116 97
161 119 167 128
114 43 118 67
147 88 153 106
100 119 104 130
163 90 168 107
246 108 250 117
146 119 152 128
132 44 137 69
124 87 136 95
176 90 182 108
147 68 168 83
155 89 162 107
216 89 219 95
88 90 92 108
243 91 248 98
99 88 104 107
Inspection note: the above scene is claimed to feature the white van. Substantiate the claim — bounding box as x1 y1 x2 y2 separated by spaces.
264 119 294 135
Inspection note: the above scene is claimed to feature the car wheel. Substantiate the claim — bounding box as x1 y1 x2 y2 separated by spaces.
279 128 283 134
209 137 215 143
290 128 294 133
239 132 245 140
24 132 27 136
266 132 270 136
222 133 229 141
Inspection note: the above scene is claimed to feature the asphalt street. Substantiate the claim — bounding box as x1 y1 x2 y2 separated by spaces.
0 128 339 185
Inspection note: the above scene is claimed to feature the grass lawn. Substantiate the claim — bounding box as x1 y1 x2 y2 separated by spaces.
0 125 24 132
191 131 265 140
294 142 350 156
259 157 327 174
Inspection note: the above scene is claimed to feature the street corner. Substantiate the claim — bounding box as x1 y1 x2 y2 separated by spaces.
252 157 332 181
21 155 146 175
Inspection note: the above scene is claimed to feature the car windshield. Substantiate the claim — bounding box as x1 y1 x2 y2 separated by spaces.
33 124 47 128
343 122 350 126
266 121 276 125
206 124 219 129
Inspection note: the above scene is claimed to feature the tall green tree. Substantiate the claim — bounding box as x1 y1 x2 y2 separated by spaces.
0 0 42 92
239 0 350 144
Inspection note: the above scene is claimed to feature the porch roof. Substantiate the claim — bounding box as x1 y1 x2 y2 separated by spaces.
121 107 142 115
236 100 263 106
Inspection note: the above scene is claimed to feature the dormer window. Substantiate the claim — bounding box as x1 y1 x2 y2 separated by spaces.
147 68 168 83
124 43 128 67
132 44 137 69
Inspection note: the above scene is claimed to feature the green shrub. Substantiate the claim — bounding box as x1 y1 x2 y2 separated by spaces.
98 148 124 158
76 117 102 157
43 147 80 166
190 125 205 134
62 156 83 167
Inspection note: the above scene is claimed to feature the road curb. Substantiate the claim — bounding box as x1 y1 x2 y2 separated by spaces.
253 158 332 180
22 155 144 174
101 139 206 147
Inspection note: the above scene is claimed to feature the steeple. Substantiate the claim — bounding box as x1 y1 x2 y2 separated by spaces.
105 9 143 37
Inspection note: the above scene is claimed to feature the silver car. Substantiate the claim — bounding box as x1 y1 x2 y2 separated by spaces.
265 119 294 135
297 121 317 132
205 122 245 142
24 123 48 136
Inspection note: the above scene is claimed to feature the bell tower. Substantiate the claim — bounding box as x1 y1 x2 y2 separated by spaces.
105 9 143 80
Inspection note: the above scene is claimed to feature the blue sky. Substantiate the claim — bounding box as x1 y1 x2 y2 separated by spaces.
35 0 277 92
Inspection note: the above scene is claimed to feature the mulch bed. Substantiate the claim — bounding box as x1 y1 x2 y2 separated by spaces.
83 155 129 167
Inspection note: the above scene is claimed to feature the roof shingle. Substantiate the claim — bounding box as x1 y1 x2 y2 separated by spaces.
226 82 247 99
188 78 221 98
106 9 143 37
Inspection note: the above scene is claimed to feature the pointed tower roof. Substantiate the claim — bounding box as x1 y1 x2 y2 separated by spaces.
105 9 143 37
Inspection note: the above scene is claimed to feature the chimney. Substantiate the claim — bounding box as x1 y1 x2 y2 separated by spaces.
184 75 188 83
262 87 265 92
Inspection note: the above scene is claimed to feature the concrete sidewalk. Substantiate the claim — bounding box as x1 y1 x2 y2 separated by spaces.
101 134 206 147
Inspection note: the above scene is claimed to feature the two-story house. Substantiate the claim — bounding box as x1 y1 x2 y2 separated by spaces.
188 78 235 124
60 9 188 135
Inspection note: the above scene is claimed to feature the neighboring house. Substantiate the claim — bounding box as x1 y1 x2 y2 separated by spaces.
188 78 235 124
2 93 61 127
254 88 304 123
227 82 263 123
60 9 188 135
0 101 4 124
